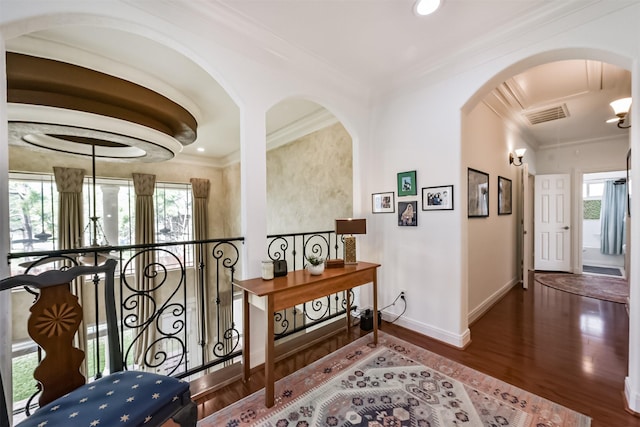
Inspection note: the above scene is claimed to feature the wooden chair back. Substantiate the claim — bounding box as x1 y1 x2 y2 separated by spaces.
0 259 121 407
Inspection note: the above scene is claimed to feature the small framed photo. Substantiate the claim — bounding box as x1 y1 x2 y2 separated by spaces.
422 185 454 211
398 201 418 226
498 176 512 215
468 168 489 218
397 170 417 197
372 192 395 213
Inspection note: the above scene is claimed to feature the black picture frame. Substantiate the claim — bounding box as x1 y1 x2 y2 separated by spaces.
398 201 418 226
498 176 512 215
422 185 454 211
397 170 417 197
468 168 489 218
372 192 395 213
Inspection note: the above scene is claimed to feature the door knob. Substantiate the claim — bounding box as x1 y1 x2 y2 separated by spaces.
563 226 570 230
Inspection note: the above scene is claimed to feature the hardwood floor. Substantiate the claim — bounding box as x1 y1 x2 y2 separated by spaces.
194 279 639 427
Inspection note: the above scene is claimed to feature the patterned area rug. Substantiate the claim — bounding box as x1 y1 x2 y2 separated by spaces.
535 272 629 304
199 332 590 426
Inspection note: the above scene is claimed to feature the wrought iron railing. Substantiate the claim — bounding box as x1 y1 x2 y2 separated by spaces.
266 230 352 338
6 230 353 419
6 237 243 418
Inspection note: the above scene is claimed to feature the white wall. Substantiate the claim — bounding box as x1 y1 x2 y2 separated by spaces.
463 102 520 322
365 79 467 345
537 137 629 175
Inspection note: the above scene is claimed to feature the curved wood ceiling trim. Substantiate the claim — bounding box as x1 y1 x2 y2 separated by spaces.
6 52 197 145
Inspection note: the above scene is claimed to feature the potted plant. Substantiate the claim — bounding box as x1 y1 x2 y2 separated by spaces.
306 255 325 275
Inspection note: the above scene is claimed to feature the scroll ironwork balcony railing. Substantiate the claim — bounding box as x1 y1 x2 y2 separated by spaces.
266 230 353 339
6 237 243 419
6 231 354 420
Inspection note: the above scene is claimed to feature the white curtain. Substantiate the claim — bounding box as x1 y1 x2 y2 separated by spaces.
132 173 156 368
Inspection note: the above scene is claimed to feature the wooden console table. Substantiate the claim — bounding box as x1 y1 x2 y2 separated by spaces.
234 261 380 407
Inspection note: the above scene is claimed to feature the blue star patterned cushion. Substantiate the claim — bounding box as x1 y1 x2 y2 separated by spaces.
17 371 191 427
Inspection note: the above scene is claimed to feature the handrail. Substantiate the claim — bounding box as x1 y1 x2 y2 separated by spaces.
7 236 245 262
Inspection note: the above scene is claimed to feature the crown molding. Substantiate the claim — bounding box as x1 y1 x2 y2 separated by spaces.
537 133 629 150
172 108 338 168
266 108 338 151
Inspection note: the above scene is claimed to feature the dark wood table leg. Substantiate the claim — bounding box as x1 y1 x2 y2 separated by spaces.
346 289 352 331
242 289 250 382
372 271 378 345
265 296 275 407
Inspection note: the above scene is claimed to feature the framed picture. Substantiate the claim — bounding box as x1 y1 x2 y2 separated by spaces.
628 148 632 217
422 185 454 211
397 170 417 197
398 201 418 226
498 176 512 215
468 168 489 218
372 192 395 213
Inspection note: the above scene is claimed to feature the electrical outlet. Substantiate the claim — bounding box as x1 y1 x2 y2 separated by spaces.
400 290 406 299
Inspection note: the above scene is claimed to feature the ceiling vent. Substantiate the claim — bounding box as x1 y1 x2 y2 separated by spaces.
524 104 569 125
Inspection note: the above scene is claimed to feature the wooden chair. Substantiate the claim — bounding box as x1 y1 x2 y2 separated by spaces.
0 259 197 426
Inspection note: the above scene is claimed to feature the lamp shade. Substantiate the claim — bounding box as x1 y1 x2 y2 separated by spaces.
335 218 367 235
610 97 632 116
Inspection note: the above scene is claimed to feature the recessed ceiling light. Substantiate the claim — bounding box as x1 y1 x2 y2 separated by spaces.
414 0 442 16
197 147 205 152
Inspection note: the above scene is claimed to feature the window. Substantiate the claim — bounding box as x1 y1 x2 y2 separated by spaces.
155 183 193 244
583 182 604 198
153 183 193 268
83 178 135 247
8 173 57 253
583 181 604 221
9 173 193 270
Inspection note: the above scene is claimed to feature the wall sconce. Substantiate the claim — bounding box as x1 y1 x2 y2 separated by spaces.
335 218 367 265
509 148 526 166
609 97 632 129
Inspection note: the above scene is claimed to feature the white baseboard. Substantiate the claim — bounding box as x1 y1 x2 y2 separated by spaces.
625 377 640 415
468 278 519 325
381 310 470 348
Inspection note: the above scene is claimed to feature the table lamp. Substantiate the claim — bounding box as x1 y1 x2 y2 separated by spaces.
335 218 367 264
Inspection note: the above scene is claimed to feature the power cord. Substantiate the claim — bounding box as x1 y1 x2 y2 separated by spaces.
387 298 407 324
379 291 407 324
380 291 404 311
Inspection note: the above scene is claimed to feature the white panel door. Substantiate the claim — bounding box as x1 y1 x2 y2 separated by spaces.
534 174 571 272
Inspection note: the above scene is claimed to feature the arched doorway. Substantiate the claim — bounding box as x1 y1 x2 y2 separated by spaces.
461 48 637 414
